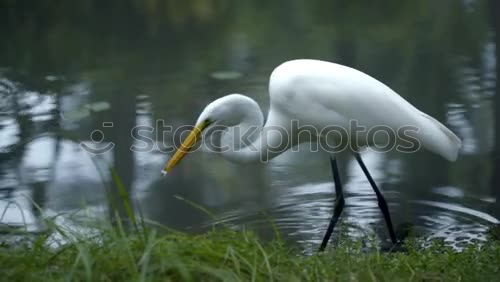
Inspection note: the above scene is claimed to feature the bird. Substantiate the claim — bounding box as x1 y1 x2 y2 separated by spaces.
162 59 462 251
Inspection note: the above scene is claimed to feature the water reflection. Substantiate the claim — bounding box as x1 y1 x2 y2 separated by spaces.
0 0 499 250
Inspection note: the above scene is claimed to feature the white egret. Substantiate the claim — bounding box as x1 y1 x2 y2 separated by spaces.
162 59 462 251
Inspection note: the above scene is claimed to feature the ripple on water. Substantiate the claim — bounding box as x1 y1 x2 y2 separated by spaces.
209 180 499 251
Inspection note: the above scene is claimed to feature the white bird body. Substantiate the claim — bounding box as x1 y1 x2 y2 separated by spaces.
164 59 461 174
163 59 462 249
266 59 461 161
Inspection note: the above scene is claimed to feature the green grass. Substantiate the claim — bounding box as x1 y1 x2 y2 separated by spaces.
2 167 499 281
1 223 500 282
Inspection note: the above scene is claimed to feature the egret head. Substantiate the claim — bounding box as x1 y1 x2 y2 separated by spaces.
162 94 262 175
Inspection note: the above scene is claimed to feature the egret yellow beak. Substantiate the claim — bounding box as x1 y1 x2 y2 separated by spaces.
161 120 210 175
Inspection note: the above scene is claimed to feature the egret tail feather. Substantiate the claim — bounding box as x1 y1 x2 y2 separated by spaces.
417 112 462 161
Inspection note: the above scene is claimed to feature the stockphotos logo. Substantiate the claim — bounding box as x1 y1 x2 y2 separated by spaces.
80 119 421 160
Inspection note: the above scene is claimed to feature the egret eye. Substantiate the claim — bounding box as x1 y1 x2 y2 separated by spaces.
204 118 214 127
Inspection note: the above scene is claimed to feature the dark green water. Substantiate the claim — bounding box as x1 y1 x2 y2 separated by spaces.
1 0 499 251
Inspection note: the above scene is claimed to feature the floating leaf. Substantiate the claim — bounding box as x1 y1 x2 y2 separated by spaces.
136 94 149 100
62 107 90 122
45 75 59 82
87 101 111 112
210 71 243 80
62 101 110 122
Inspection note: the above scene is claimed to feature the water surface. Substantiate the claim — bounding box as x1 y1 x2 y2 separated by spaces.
1 0 499 252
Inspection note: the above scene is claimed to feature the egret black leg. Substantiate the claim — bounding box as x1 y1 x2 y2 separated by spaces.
319 156 345 252
353 152 397 244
